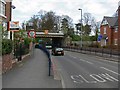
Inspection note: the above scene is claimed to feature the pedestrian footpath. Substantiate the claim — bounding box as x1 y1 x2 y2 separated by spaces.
2 49 62 88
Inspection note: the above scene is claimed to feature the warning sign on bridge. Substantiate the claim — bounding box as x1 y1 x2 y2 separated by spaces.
28 30 36 38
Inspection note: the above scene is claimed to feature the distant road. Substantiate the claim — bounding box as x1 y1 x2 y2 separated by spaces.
52 51 119 88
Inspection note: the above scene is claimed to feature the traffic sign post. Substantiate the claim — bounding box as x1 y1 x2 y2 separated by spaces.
28 30 36 38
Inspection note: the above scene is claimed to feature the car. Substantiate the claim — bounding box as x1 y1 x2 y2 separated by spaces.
45 44 52 49
52 47 64 56
35 43 39 48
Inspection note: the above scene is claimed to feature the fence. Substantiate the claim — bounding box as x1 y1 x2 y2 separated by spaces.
63 46 120 62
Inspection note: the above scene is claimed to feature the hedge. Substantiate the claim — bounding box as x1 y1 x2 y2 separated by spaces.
2 39 13 55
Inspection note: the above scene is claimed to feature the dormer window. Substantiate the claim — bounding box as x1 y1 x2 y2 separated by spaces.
101 19 108 25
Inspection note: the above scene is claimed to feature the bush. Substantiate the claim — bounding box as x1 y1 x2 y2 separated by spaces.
23 38 33 55
2 39 13 55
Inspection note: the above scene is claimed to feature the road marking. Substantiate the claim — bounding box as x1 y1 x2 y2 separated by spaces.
80 59 93 64
71 73 118 84
99 73 119 82
70 56 77 59
71 75 84 84
100 67 120 76
79 75 97 83
90 74 106 83
67 54 93 64
95 56 119 64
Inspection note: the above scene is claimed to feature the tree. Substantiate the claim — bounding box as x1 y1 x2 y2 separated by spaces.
91 17 101 41
61 18 69 35
71 35 81 41
41 11 56 32
82 13 93 35
61 15 74 37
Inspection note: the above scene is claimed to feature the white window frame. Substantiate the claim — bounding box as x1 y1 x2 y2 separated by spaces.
104 27 106 34
114 39 118 45
114 26 118 33
101 19 108 25
0 0 6 17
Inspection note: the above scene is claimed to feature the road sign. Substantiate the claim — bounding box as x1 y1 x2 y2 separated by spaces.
8 21 19 31
97 35 102 41
28 30 36 38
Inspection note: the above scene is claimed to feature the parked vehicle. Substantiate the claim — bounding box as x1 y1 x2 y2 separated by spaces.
52 47 64 56
45 43 52 49
35 43 39 48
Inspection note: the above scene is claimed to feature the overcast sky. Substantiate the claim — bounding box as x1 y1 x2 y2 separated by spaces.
12 0 119 26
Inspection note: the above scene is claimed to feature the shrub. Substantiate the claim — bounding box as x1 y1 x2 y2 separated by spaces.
2 39 13 55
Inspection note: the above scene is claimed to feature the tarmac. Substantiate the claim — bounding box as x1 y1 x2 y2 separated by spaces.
2 48 62 88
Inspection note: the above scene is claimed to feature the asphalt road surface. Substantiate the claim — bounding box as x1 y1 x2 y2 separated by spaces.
52 50 119 88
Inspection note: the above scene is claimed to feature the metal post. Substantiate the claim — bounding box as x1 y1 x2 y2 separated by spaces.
78 9 82 48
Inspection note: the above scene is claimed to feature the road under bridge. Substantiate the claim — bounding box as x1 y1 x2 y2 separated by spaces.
35 32 65 47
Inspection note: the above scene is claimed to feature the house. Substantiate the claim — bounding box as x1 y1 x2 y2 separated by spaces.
100 16 118 48
100 2 120 49
0 0 13 39
0 0 7 27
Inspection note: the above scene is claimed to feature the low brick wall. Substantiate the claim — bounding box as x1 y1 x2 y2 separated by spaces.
2 54 12 73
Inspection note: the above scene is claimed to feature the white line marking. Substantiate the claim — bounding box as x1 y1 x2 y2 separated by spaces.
80 59 93 64
68 55 93 64
68 55 77 59
95 56 119 64
90 74 106 83
100 67 120 76
86 61 93 64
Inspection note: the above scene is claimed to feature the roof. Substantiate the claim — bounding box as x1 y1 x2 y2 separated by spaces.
104 16 118 27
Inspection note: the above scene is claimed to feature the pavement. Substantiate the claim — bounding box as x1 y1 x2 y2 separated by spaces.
2 48 62 88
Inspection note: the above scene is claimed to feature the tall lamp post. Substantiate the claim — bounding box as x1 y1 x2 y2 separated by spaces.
78 8 82 48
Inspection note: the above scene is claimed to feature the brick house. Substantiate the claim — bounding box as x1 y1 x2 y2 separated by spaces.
1 0 13 73
100 16 118 48
100 2 120 49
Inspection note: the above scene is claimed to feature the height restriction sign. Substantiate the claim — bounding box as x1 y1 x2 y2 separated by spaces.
28 30 36 38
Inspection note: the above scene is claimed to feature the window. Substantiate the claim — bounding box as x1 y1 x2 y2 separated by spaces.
101 19 108 25
104 27 106 34
114 26 118 32
114 39 118 45
0 1 5 16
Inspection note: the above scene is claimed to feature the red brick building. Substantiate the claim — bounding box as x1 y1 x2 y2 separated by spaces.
100 16 118 48
100 2 120 49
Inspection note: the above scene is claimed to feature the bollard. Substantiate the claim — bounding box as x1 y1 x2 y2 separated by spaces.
48 58 51 76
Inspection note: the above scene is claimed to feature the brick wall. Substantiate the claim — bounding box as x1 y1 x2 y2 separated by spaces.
2 54 12 73
100 25 112 46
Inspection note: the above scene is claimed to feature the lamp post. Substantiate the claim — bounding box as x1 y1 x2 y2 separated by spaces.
78 8 82 48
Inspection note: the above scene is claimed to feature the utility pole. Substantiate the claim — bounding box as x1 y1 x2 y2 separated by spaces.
78 8 82 48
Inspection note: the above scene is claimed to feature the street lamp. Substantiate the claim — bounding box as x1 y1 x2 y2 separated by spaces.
78 8 82 48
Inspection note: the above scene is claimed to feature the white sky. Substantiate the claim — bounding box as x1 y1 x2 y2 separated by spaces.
12 0 119 26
